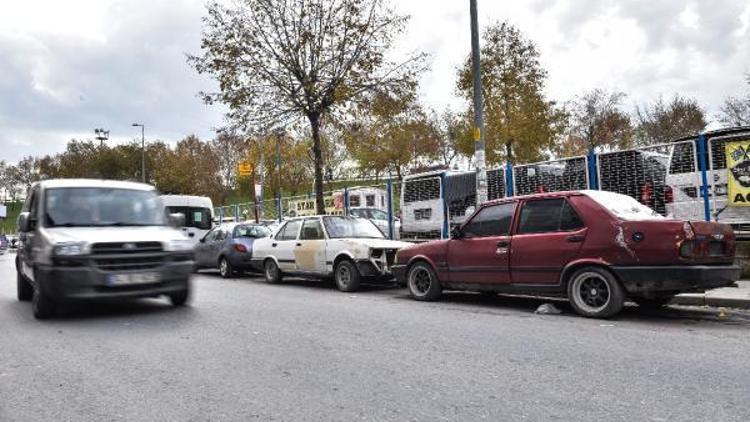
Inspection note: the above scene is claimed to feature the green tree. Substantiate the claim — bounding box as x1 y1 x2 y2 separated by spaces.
190 0 426 214
635 95 707 145
457 21 564 164
153 136 223 201
561 89 633 156
244 134 314 198
212 132 251 204
342 87 440 180
10 156 41 194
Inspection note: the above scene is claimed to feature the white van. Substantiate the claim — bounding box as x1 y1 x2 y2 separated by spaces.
160 195 214 243
665 127 750 238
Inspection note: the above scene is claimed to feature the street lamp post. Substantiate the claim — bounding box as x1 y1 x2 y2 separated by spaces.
132 123 145 183
94 128 110 147
274 128 285 222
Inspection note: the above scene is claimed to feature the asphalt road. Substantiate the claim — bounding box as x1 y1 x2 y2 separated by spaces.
1 252 749 422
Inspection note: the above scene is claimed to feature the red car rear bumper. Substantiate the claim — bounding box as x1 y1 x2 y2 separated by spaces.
611 265 740 294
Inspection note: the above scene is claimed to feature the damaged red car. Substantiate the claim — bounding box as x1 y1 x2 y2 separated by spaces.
392 190 740 318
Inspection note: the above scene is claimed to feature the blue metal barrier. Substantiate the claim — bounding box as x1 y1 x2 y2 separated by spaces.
587 149 599 190
696 134 711 221
505 161 514 197
386 180 395 240
440 173 449 239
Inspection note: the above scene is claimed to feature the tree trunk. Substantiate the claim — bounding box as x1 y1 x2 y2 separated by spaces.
308 113 326 215
505 141 513 163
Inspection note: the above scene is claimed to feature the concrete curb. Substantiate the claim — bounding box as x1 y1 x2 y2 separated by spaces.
671 281 750 309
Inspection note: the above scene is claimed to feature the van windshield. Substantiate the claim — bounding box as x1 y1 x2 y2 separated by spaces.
583 190 665 221
166 206 212 230
44 188 167 227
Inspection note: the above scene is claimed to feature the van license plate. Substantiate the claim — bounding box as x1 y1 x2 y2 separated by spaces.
107 272 160 286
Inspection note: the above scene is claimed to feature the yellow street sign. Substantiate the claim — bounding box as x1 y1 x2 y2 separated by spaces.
726 140 750 206
238 162 253 176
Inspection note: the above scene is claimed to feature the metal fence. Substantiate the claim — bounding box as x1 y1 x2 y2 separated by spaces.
214 182 403 240
215 127 750 242
513 156 588 196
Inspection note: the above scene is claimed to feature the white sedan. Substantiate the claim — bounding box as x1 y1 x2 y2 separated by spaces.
251 215 413 291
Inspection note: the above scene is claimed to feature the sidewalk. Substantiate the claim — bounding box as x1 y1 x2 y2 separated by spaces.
672 281 750 309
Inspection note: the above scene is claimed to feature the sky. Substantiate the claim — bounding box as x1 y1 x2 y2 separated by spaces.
1 0 749 163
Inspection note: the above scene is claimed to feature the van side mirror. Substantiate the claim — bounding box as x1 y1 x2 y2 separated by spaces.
450 226 463 239
17 212 30 233
169 213 185 228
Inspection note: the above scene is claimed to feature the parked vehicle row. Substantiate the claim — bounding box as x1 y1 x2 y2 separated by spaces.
243 190 739 319
12 179 741 320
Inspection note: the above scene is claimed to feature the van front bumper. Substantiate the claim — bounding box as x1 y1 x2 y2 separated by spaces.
35 260 192 302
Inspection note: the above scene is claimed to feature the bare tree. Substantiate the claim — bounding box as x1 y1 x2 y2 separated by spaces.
436 109 462 169
635 95 707 145
719 74 750 127
189 0 426 214
211 132 250 202
562 89 632 156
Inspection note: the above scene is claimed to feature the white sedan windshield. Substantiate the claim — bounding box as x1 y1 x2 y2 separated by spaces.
323 216 384 239
582 190 665 221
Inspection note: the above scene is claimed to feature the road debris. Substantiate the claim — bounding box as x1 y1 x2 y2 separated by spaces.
534 303 562 315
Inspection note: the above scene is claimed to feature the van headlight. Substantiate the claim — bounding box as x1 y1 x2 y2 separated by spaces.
53 242 87 256
166 239 194 252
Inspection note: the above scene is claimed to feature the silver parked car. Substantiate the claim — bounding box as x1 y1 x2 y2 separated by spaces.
193 222 271 277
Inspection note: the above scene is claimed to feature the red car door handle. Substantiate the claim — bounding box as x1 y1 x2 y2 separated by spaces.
567 235 585 242
497 240 510 247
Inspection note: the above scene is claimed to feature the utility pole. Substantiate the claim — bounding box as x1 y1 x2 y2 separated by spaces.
470 0 487 204
274 128 285 222
132 123 146 183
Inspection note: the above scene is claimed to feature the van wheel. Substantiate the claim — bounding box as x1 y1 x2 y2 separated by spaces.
334 260 361 292
567 267 625 318
169 289 190 306
407 262 442 301
264 259 282 284
32 285 56 320
17 271 32 301
219 257 233 279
